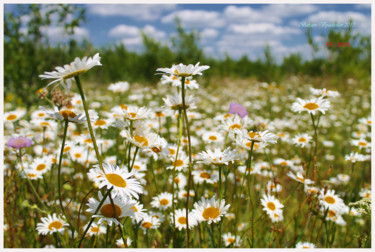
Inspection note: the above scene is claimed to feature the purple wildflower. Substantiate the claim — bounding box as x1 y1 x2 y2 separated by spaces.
6 137 33 149
229 103 248 118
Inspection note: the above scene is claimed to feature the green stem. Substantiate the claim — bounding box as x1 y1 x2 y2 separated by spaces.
74 75 104 171
128 146 139 173
181 76 193 248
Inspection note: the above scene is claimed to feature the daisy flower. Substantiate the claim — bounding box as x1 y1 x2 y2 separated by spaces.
122 105 152 121
266 180 282 193
235 137 262 151
129 201 147 223
30 157 52 175
193 196 230 224
274 158 294 168
4 110 25 123
151 192 173 210
171 209 198 231
70 146 87 163
92 118 114 129
310 87 340 98
291 96 331 115
336 174 350 184
36 213 68 235
202 131 224 144
218 115 252 134
222 232 241 247
359 188 371 199
351 139 370 149
108 81 129 93
319 190 346 213
39 53 101 91
296 241 317 248
140 215 160 233
39 106 87 123
292 133 312 148
89 163 143 199
178 190 195 200
192 169 218 184
22 168 43 180
84 222 106 236
287 171 314 185
86 192 135 226
171 172 187 189
197 148 239 166
156 62 210 78
260 194 284 217
359 116 371 126
124 130 162 150
116 237 132 248
163 93 197 111
167 152 189 171
270 211 284 223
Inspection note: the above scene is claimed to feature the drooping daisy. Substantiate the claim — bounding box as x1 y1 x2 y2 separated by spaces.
84 222 106 236
156 62 210 78
292 133 312 148
39 53 101 91
89 163 143 199
108 81 129 93
171 209 198 231
260 194 284 217
140 215 160 233
36 213 68 235
287 171 314 185
222 232 241 247
291 96 331 115
193 196 230 224
270 211 284 223
266 180 282 193
296 241 317 248
39 106 87 123
163 93 197 111
151 192 173 210
197 148 239 166
86 192 135 226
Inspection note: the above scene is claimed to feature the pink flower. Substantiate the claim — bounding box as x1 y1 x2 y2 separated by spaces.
229 103 248 118
6 137 33 149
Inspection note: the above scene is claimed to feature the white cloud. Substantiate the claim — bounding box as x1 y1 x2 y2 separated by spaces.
143 25 166 39
162 10 225 28
40 26 89 43
229 23 301 36
261 4 318 18
223 5 281 24
88 4 176 20
201 28 219 39
109 24 140 38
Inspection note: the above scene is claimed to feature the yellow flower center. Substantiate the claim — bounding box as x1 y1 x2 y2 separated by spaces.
59 110 77 120
223 113 232 118
296 177 305 183
328 210 336 218
152 147 161 153
182 139 188 144
172 159 184 167
133 165 141 170
133 135 149 146
208 135 218 141
63 69 87 79
248 132 261 138
227 238 235 244
160 199 169 205
155 111 165 117
48 220 63 230
120 104 128 110
38 112 45 117
229 124 242 130
28 173 37 178
303 103 319 110
130 206 138 212
178 216 187 224
277 133 285 137
63 146 71 152
6 114 17 121
280 161 288 166
36 164 46 171
106 173 127 188
129 112 137 118
142 222 153 229
74 153 82 159
358 141 367 146
367 120 371 125
324 196 335 204
100 204 122 218
174 177 180 183
202 207 220 220
267 202 276 211
200 172 211 179
168 148 176 155
84 138 93 144
298 137 306 142
94 119 107 126
40 122 51 127
90 227 99 233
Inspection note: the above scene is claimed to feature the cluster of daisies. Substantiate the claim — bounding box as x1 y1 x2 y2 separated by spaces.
3 52 371 248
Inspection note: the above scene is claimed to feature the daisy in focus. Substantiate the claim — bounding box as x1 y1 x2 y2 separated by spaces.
39 53 101 91
156 62 210 78
171 209 198 230
36 213 68 235
291 96 330 115
193 196 230 224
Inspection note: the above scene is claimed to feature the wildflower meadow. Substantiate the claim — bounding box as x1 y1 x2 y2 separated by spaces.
3 3 372 249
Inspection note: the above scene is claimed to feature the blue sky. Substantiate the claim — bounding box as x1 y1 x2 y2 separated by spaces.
4 4 371 62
